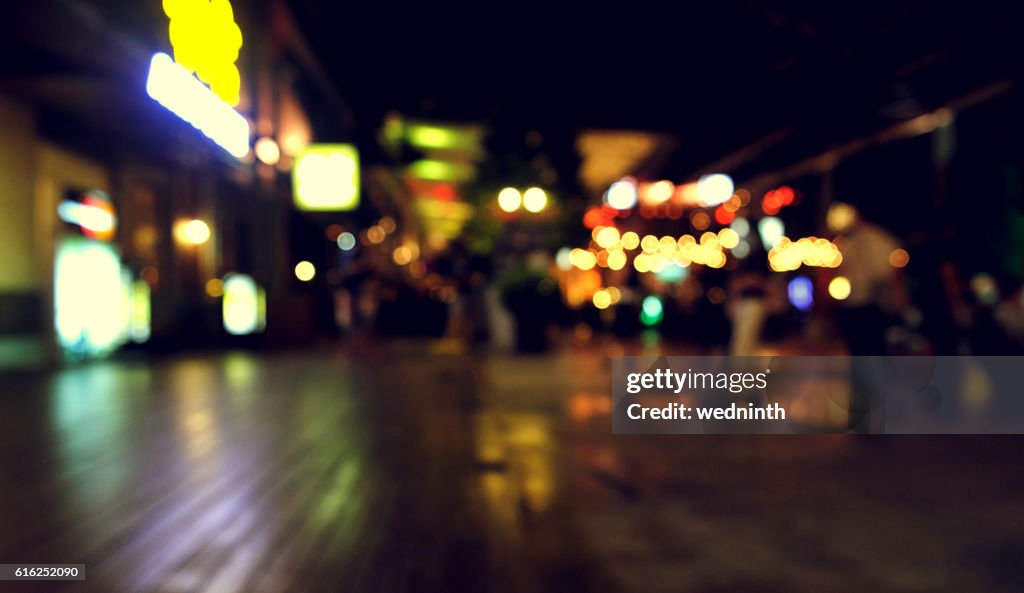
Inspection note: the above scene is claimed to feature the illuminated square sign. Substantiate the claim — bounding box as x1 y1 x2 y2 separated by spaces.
293 144 360 211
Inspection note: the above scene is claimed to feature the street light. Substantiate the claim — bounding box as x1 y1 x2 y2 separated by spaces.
523 187 548 212
294 261 316 282
758 216 785 249
337 232 356 251
174 219 211 245
696 173 734 207
498 187 522 212
605 179 638 210
828 276 851 300
254 137 281 165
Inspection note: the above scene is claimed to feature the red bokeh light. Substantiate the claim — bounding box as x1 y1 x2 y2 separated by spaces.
714 205 735 225
762 190 781 215
776 185 795 206
584 207 613 229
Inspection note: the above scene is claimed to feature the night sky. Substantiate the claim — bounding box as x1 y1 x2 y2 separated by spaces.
286 1 1017 173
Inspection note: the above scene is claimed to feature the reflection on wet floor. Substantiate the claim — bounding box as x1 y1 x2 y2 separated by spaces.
1 346 1023 592
4 354 389 592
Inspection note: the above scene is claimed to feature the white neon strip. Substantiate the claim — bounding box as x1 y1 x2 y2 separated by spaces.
146 52 250 158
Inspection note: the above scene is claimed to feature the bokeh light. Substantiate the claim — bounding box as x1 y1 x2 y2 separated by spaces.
205 278 224 298
657 263 689 283
757 216 785 249
732 240 750 259
634 253 651 273
379 216 397 234
827 202 858 233
605 179 638 210
595 226 620 249
730 217 750 237
828 276 851 300
222 274 260 335
621 231 640 250
498 187 522 212
337 232 356 251
647 180 674 204
593 289 612 309
768 236 842 271
889 248 910 268
393 246 413 265
788 276 814 311
367 225 386 244
690 210 710 231
607 250 627 270
556 247 573 271
175 219 211 245
294 260 316 282
325 224 343 241
570 249 597 270
970 273 1000 305
718 228 740 249
696 174 734 206
523 187 548 212
254 137 280 165
640 295 664 326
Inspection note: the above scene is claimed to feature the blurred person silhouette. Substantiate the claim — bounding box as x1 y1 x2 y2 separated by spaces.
465 252 494 345
436 239 470 341
440 239 494 345
913 231 968 354
994 282 1024 353
728 254 770 356
835 211 910 354
340 254 381 358
968 274 1021 355
498 251 561 353
835 209 910 432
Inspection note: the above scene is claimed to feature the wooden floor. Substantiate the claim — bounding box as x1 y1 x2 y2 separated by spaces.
3 345 1023 593
0 350 580 593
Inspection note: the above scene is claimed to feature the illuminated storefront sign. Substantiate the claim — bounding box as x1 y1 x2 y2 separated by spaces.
146 52 249 157
409 159 474 182
54 237 128 358
413 198 473 240
148 0 248 156
406 123 482 152
293 144 360 211
222 273 264 335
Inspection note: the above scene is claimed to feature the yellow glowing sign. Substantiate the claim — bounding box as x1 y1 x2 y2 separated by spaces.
413 198 472 239
163 0 243 106
293 144 360 211
406 124 482 152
